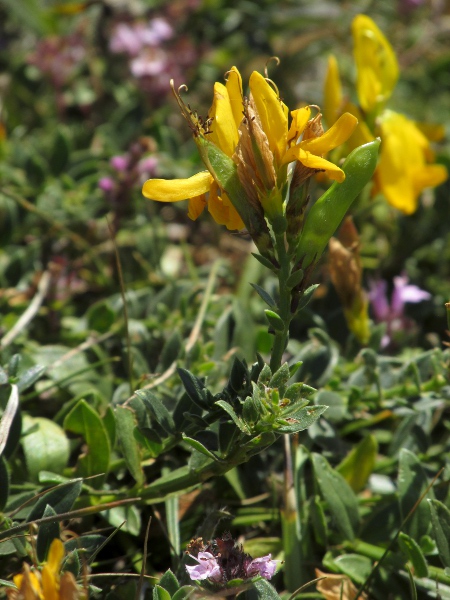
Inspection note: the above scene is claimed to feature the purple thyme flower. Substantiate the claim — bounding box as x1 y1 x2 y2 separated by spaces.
110 155 129 172
245 555 277 580
98 177 115 192
186 552 222 582
368 273 431 347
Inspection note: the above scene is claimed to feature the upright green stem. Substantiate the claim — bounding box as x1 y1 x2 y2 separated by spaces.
270 232 293 373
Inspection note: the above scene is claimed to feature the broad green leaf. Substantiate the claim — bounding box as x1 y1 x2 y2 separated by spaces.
398 532 429 578
104 504 141 536
398 448 434 540
172 586 196 600
64 400 110 484
16 365 46 392
429 499 450 568
337 434 378 492
159 569 180 595
312 453 359 541
27 480 82 522
36 504 59 562
115 406 144 486
22 416 70 482
240 578 280 600
153 585 171 600
276 405 328 434
332 554 373 585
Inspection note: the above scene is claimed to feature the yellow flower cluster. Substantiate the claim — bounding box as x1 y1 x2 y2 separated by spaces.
324 14 447 215
7 539 82 600
143 66 358 230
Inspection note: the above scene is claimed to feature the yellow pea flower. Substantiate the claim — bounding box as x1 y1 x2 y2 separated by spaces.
352 14 399 114
142 66 358 229
375 111 448 214
7 539 82 600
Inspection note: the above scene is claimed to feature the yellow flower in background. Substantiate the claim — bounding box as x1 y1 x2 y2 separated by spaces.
375 111 448 214
352 14 399 114
142 66 358 229
323 15 448 215
7 539 82 600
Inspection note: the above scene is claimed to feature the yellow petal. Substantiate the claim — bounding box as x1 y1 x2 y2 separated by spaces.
142 172 212 201
226 66 244 130
209 82 239 157
415 121 446 143
208 182 244 230
187 194 207 220
323 55 343 127
287 106 311 145
377 111 448 214
291 148 346 182
46 539 64 574
249 71 288 166
41 567 58 600
342 101 375 151
300 112 358 155
352 14 399 113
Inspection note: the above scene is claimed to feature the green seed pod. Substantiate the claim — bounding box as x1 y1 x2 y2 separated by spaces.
295 139 380 268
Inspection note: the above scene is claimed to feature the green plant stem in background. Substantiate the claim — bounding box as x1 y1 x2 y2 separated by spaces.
270 230 293 373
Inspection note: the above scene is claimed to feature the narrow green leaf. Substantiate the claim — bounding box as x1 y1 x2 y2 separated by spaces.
286 268 304 289
36 504 59 562
16 366 46 392
250 283 277 308
115 406 144 486
398 448 434 540
0 384 19 458
136 390 176 435
312 453 359 541
0 456 9 511
182 436 222 462
429 499 450 568
177 368 209 409
337 434 378 492
264 310 284 332
215 400 250 434
251 253 277 272
27 480 82 522
295 284 320 312
398 532 429 578
269 363 290 396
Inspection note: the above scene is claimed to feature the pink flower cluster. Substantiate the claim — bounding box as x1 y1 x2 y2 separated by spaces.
368 273 431 347
184 535 277 586
109 16 199 98
28 33 86 88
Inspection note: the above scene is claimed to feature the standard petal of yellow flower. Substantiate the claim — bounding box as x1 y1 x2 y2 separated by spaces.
323 55 342 127
46 539 64 575
294 149 346 182
142 172 212 201
41 567 58 600
208 82 239 157
377 111 448 214
208 182 244 230
249 71 288 166
342 101 374 151
187 194 207 220
287 106 311 145
299 112 358 155
415 121 446 143
226 66 244 129
352 14 399 113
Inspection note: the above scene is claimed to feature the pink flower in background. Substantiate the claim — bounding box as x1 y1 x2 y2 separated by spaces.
245 555 278 580
185 552 222 582
98 177 115 192
28 34 86 88
110 155 129 172
368 274 431 347
110 18 173 56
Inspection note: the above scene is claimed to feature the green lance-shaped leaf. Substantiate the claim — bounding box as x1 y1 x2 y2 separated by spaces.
337 434 378 492
295 139 380 268
429 499 450 568
398 532 429 578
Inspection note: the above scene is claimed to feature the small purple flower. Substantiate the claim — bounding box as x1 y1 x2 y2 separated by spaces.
110 155 129 172
186 552 222 582
98 177 115 192
138 18 173 46
368 273 431 347
245 554 277 580
110 23 143 56
138 156 158 177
